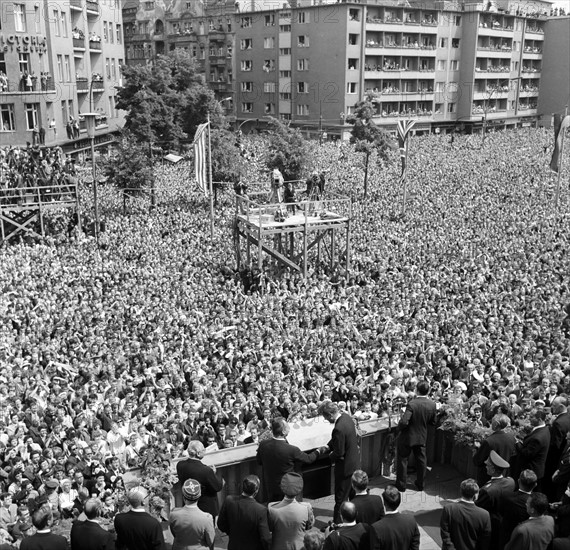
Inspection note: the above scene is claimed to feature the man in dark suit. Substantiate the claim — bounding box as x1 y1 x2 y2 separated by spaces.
256 418 321 502
552 431 570 499
319 401 360 523
349 470 384 525
475 451 514 550
546 398 570 499
440 478 491 550
515 410 551 489
473 414 517 486
218 475 271 550
70 498 114 550
498 469 537 550
20 506 67 550
114 488 165 550
176 440 224 518
323 502 367 550
369 485 420 550
504 492 554 550
395 380 437 492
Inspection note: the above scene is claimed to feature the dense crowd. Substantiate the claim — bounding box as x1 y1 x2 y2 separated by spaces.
1 127 570 547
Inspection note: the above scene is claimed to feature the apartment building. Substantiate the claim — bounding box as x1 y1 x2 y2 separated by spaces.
233 0 556 138
122 0 236 113
0 0 125 150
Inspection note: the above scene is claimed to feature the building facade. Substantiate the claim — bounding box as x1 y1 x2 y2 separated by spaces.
0 0 125 150
232 0 557 138
123 0 236 114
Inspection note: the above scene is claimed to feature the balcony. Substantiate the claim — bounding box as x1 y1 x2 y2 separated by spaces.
73 37 85 50
210 81 231 91
76 78 89 92
86 1 99 15
70 0 82 10
478 25 514 37
89 40 102 51
0 77 55 94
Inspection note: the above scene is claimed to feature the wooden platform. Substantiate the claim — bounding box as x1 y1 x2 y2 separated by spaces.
234 195 352 278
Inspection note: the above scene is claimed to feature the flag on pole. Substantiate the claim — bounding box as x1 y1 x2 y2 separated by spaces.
550 114 570 173
193 122 210 195
396 119 416 185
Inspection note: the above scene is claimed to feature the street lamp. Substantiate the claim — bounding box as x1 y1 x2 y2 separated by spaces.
83 112 100 246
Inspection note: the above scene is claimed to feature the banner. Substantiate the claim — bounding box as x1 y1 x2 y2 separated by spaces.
550 114 570 173
397 119 416 186
193 122 209 195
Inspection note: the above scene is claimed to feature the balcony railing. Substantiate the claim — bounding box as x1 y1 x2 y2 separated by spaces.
76 78 89 91
86 1 100 14
89 40 102 51
70 0 82 9
73 37 85 49
0 77 55 93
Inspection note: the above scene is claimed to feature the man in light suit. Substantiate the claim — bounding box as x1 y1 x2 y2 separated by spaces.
175 440 224 518
268 473 314 550
395 380 438 492
515 410 551 490
256 418 321 502
319 401 360 523
218 475 271 550
114 488 165 550
70 498 114 550
504 492 554 550
440 478 491 550
169 479 215 550
369 485 420 550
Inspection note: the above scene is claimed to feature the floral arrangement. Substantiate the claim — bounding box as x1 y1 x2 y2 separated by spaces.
138 444 178 518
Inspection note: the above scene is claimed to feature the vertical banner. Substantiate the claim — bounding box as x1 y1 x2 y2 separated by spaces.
193 122 210 195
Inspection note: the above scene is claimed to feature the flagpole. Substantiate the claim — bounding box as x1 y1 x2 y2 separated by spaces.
207 112 214 238
401 132 410 217
555 105 568 208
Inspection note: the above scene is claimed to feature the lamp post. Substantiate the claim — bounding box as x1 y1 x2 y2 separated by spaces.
83 112 100 246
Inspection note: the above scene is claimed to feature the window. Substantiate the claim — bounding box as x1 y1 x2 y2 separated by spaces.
298 35 309 47
109 96 115 118
61 100 68 124
24 104 39 130
264 82 276 93
297 104 309 115
0 104 16 132
241 82 253 92
241 60 252 71
279 70 291 78
348 58 358 70
437 60 446 71
439 38 447 48
105 58 111 79
280 113 291 121
64 55 71 81
264 37 275 49
227 18 232 32
240 38 252 50
298 11 308 23
0 53 6 75
116 24 122 43
19 53 30 75
450 60 458 71
14 4 26 32
280 92 291 100
297 59 309 71
53 10 60 36
279 24 291 32
348 34 358 46
454 15 461 25
263 60 275 72
110 22 114 43
68 99 74 118
435 103 443 114
349 8 360 21
56 55 63 81
435 82 445 92
61 11 68 37
34 6 40 33
264 103 275 113
241 17 252 28
241 102 253 113
297 82 308 93
279 48 291 55
111 59 117 80
452 38 460 48
347 82 357 94
447 102 455 113
265 14 275 26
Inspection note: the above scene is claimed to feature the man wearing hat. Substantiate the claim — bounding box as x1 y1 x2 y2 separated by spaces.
114 487 165 550
175 441 223 518
476 450 515 550
268 473 314 550
70 498 114 550
169 479 215 550
257 418 321 503
218 475 271 550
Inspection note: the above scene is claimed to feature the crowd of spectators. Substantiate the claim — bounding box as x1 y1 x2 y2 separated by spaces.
0 127 570 547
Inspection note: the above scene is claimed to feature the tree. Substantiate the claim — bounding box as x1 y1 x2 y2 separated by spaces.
116 49 224 147
101 132 154 210
265 117 308 181
346 98 393 198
